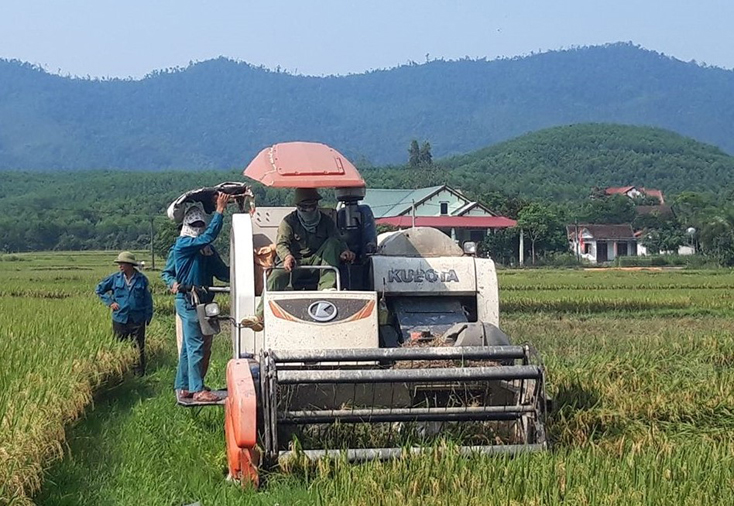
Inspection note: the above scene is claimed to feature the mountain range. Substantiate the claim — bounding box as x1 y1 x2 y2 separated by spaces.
1 42 733 170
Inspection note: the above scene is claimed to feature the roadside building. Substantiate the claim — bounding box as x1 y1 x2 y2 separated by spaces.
362 185 515 246
567 224 637 264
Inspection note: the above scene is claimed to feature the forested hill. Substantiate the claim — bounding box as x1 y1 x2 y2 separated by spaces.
2 123 733 252
1 43 734 170
434 124 734 201
359 124 734 203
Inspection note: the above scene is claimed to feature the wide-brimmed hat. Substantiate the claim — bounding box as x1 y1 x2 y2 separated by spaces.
114 251 139 266
293 188 322 205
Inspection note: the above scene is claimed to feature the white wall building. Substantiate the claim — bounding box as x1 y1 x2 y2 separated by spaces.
567 224 637 264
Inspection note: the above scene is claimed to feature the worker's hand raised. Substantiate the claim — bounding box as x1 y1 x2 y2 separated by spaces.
340 250 356 263
110 302 120 311
215 192 230 213
171 282 180 294
283 255 296 272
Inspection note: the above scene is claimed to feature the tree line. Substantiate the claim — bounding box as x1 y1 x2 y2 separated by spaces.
488 192 734 266
2 170 732 266
2 123 734 265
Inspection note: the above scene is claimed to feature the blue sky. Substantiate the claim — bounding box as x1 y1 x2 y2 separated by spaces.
2 1 733 78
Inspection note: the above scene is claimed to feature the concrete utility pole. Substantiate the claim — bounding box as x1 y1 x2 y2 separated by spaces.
519 229 524 266
411 200 416 228
149 218 155 270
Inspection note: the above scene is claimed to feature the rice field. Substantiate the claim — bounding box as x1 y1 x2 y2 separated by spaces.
1 253 733 505
0 252 168 504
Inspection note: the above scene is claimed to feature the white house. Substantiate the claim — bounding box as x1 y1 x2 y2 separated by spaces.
636 243 695 256
567 224 638 264
635 229 696 256
605 186 665 204
363 185 515 245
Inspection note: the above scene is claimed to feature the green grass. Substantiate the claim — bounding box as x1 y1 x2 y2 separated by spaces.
32 314 734 505
1 254 733 505
32 336 313 506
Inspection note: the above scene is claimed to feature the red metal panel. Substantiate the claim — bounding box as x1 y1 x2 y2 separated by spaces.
243 142 366 188
226 359 257 447
225 358 259 486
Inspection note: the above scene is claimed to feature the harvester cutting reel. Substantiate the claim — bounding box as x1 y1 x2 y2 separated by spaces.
224 343 548 487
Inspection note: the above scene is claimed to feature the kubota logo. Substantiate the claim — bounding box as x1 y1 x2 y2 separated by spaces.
388 268 459 283
307 301 338 322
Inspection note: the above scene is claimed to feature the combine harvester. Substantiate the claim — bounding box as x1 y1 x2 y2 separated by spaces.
187 142 548 486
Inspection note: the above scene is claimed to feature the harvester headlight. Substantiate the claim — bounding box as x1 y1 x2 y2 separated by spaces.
204 303 220 318
463 241 477 255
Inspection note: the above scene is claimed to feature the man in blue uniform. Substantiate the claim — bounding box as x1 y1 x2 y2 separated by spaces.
95 251 154 376
161 220 229 385
172 192 229 402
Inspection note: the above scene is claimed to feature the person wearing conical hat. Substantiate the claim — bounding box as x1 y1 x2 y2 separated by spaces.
170 192 230 403
95 251 154 376
240 188 355 332
161 208 229 386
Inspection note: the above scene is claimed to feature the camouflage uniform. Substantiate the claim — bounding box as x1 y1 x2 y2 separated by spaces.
251 188 348 321
269 210 345 292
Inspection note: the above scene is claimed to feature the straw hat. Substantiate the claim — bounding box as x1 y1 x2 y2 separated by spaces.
114 251 139 266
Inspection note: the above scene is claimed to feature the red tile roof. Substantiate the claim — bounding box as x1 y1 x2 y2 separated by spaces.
566 224 636 240
604 186 665 204
640 188 665 204
377 216 516 229
605 186 636 195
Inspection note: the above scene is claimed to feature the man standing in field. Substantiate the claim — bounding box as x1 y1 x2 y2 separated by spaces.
95 251 154 376
171 192 229 402
161 219 229 387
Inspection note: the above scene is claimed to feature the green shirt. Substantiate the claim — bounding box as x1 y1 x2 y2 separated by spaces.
276 211 344 261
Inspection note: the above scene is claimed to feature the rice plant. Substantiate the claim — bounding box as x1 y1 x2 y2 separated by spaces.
2 254 733 505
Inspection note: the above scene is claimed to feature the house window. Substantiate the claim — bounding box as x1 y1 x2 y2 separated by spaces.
583 244 591 255
440 202 449 215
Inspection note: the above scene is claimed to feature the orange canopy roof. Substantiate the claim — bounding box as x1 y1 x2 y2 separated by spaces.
243 142 366 189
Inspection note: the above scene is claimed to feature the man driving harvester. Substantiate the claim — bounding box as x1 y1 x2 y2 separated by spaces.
240 188 355 332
